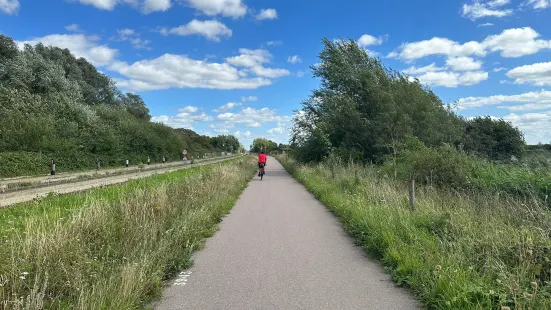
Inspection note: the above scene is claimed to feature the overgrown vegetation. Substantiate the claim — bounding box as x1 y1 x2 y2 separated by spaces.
279 155 551 310
281 37 551 309
289 37 549 204
0 156 256 309
0 34 242 177
381 136 551 205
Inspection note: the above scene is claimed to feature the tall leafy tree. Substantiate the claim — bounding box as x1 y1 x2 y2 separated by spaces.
292 38 464 163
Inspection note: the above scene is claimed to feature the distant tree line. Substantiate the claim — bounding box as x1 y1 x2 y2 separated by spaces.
0 34 242 177
250 138 289 154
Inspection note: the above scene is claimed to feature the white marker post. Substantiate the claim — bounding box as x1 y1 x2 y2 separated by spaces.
50 159 56 176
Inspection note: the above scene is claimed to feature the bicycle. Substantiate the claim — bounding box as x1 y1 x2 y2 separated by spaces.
258 163 266 180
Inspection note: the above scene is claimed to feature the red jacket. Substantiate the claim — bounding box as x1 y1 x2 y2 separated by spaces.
258 153 267 163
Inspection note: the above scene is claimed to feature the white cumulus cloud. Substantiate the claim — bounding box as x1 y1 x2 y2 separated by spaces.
0 0 18 14
501 110 551 144
462 0 512 20
390 27 551 61
357 34 383 47
250 66 290 78
225 49 290 78
143 0 171 13
111 54 272 91
65 24 83 32
416 71 488 87
226 48 271 67
390 37 486 60
214 102 242 112
181 106 199 113
217 107 291 126
456 89 551 110
152 107 212 129
73 0 171 13
287 55 302 64
256 8 277 20
161 19 232 42
183 0 247 18
112 28 151 49
241 96 258 102
506 62 551 86
445 56 483 71
482 27 551 57
403 63 446 75
525 0 551 9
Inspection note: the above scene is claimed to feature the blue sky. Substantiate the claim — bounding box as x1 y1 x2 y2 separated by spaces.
1 0 551 147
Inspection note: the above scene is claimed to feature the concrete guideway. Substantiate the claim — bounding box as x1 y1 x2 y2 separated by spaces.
155 157 419 310
0 155 243 208
0 156 235 190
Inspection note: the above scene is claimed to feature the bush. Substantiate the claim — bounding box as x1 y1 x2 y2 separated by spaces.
382 136 476 188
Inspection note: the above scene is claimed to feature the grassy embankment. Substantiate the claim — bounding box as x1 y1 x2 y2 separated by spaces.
0 156 256 309
278 155 551 310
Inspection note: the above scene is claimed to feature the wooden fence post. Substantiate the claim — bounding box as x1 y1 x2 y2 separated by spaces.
409 179 415 211
355 169 359 185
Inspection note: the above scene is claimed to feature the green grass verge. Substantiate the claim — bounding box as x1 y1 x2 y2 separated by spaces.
0 156 256 309
278 155 551 310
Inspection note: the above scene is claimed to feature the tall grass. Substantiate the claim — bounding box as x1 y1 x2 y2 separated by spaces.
0 156 256 309
278 155 551 310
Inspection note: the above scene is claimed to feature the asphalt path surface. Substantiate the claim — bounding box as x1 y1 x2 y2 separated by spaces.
155 157 419 310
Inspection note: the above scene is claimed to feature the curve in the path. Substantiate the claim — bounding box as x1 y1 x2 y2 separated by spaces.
155 157 420 310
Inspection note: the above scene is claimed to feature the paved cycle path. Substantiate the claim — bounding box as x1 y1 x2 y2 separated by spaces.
155 157 419 310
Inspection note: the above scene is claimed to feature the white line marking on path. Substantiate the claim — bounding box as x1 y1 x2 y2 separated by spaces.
173 271 192 286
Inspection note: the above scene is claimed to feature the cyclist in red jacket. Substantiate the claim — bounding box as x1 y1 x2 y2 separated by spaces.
258 151 267 177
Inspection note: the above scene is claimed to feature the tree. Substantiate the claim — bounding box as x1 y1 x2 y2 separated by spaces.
0 35 18 61
462 116 525 160
292 38 464 163
121 93 151 120
251 138 278 153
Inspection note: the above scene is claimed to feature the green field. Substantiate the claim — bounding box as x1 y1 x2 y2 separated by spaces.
0 156 256 309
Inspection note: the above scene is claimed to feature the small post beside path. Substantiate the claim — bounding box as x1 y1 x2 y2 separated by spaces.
408 178 415 211
50 159 56 176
